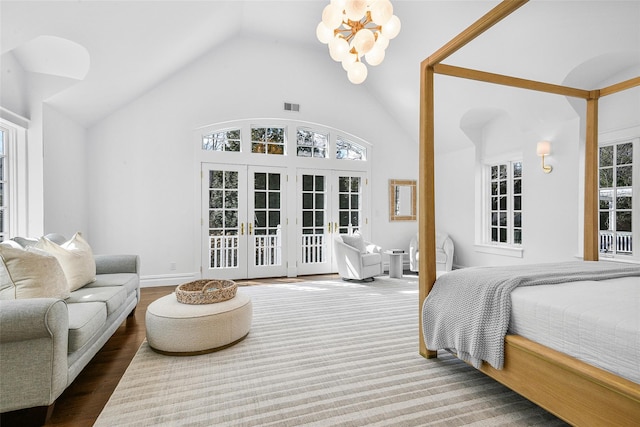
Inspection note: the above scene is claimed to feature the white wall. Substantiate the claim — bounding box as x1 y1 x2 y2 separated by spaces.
43 104 89 238
436 112 582 269
86 36 418 282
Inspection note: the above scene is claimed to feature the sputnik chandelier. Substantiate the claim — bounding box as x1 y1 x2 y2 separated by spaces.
316 0 401 84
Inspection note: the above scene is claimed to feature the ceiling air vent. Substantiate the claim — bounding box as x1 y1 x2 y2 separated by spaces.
284 102 300 112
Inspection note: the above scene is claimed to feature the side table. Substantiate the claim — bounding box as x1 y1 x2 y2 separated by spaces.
384 250 404 278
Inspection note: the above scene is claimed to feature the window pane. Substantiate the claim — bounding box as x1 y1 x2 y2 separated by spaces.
210 190 223 209
268 192 280 209
339 194 349 209
254 173 266 190
599 189 613 209
499 165 507 179
600 146 613 167
315 176 324 191
499 181 507 195
499 212 507 226
302 211 313 227
302 193 312 210
616 189 632 209
224 190 238 208
514 195 521 211
268 173 280 190
514 212 521 228
617 143 633 165
255 211 266 227
225 211 238 228
315 194 324 209
268 211 280 227
338 177 349 192
297 146 312 157
315 211 324 226
302 175 313 191
336 136 366 161
616 212 632 232
514 229 522 245
210 171 223 188
513 179 521 194
491 182 498 195
617 166 632 187
499 228 507 242
599 212 611 231
513 162 522 178
599 168 613 188
499 196 506 210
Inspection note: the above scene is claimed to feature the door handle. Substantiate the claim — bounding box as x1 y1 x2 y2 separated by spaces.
334 222 338 234
327 223 332 233
249 223 253 235
240 223 244 235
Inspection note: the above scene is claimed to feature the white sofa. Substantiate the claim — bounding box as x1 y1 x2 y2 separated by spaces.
334 234 383 281
0 233 140 424
409 232 454 273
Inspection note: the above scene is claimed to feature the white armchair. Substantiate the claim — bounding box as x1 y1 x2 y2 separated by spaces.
409 232 454 273
334 234 383 281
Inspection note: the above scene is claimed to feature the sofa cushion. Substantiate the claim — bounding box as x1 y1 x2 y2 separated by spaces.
0 246 70 300
35 232 96 292
361 252 381 267
436 248 446 264
67 302 107 353
66 286 127 317
341 234 366 254
84 273 139 297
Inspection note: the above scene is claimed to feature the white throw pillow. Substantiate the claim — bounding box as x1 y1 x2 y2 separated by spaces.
35 232 96 292
0 246 70 299
341 233 366 254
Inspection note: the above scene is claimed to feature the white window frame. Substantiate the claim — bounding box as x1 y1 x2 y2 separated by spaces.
598 137 639 262
0 116 29 238
475 155 524 258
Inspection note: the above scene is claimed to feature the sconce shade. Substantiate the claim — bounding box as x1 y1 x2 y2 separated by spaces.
536 141 551 156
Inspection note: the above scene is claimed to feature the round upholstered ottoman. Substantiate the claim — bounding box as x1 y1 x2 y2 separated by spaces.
145 290 252 355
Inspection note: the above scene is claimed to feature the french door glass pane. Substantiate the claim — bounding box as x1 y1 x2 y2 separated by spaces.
300 173 327 265
253 172 281 267
208 170 239 269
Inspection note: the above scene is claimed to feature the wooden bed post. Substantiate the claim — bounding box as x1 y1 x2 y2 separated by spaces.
584 94 600 261
418 60 437 359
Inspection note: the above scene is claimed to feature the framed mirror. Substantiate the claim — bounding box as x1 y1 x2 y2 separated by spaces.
389 179 416 221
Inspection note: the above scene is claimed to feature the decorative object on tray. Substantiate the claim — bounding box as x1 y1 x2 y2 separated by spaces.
175 279 237 305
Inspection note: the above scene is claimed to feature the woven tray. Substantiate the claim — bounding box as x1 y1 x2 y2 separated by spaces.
175 279 237 305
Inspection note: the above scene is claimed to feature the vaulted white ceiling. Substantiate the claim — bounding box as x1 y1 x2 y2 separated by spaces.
1 1 639 152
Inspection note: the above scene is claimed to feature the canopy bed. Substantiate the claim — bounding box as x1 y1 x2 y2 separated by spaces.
418 1 640 425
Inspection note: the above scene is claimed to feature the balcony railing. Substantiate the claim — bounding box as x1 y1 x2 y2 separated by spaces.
599 231 633 255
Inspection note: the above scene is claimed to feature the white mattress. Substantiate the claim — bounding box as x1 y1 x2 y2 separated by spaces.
509 276 640 384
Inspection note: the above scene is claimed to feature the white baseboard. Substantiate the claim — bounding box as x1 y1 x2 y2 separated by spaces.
140 273 198 288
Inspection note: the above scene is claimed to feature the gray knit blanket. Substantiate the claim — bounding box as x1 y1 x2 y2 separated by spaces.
422 261 640 370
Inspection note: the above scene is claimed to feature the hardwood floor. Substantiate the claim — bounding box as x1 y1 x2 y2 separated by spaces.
3 275 340 427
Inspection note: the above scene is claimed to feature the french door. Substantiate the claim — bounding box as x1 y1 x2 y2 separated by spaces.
201 163 287 279
297 169 367 275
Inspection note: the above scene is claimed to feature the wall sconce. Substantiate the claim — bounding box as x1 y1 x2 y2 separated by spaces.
536 141 553 173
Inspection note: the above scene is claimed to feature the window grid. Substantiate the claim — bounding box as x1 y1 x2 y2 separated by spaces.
489 161 522 245
336 136 366 161
202 129 241 152
599 142 633 256
297 128 327 158
251 127 286 155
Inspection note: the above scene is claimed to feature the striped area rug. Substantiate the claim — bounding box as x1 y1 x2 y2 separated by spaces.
95 276 566 426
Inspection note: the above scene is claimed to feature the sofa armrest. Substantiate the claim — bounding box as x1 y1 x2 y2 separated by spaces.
94 254 140 275
0 298 69 411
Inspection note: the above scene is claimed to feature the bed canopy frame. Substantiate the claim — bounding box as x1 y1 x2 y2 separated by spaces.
418 1 640 425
